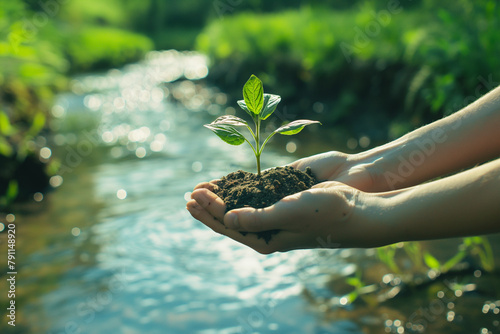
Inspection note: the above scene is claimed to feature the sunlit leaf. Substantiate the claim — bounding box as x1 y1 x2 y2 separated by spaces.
274 119 321 135
27 112 46 137
441 251 466 273
345 277 362 288
237 100 253 118
6 180 18 202
423 252 440 269
0 112 14 136
260 94 281 120
345 291 359 304
204 124 245 146
0 137 13 156
243 74 263 115
211 115 248 127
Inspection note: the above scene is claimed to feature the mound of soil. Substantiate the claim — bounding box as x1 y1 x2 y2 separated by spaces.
213 166 318 243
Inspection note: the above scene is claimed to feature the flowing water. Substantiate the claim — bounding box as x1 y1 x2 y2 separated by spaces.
2 51 500 334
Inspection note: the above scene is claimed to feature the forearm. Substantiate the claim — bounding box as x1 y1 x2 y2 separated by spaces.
374 158 500 243
352 85 500 191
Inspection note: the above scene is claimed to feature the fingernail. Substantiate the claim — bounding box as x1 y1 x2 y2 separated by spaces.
225 212 239 229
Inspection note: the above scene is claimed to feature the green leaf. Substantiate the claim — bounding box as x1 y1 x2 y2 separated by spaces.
243 74 264 115
0 112 15 136
260 94 281 120
237 100 253 118
0 137 13 156
345 277 362 288
211 115 248 127
345 291 359 304
6 180 18 202
27 112 46 137
204 124 245 146
274 120 321 135
424 252 441 269
442 251 466 272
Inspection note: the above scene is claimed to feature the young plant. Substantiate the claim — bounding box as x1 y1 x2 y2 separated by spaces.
204 74 320 176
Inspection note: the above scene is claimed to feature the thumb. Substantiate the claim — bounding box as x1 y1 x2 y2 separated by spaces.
223 205 290 232
223 190 312 232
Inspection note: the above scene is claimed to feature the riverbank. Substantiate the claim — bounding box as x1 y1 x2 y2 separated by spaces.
196 3 500 142
0 1 153 209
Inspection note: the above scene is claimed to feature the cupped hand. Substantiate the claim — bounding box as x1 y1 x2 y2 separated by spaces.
289 151 376 191
187 180 386 254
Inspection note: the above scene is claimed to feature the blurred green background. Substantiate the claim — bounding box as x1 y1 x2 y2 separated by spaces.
0 1 499 333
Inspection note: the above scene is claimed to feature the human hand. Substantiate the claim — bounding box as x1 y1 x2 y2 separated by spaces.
187 180 392 254
289 151 377 192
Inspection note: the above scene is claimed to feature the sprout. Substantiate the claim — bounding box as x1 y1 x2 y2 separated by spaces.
204 74 320 176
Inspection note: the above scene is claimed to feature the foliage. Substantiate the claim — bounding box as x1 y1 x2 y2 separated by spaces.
57 0 129 27
0 0 153 206
0 1 65 206
65 26 153 72
197 2 500 142
55 0 154 70
377 237 495 276
205 75 320 175
338 237 496 306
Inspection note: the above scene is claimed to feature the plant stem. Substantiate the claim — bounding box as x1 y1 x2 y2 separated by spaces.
255 116 261 176
256 153 261 176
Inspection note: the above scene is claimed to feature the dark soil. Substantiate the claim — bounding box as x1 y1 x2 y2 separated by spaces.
213 166 318 243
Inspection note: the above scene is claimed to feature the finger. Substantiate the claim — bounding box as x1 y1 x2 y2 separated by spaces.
223 192 308 232
193 179 220 191
186 199 221 223
312 181 348 189
191 188 226 223
187 199 233 235
187 199 283 254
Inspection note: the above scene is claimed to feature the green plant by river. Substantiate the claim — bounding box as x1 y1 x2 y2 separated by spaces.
205 74 320 176
1 1 499 332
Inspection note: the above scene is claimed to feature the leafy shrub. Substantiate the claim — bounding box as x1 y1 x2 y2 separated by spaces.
0 1 68 205
65 26 153 72
197 3 500 141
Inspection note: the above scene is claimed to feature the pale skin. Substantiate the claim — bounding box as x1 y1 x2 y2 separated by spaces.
187 85 500 254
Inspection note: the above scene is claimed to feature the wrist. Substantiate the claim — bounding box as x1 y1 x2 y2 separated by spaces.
343 152 389 192
334 190 400 248
360 192 401 247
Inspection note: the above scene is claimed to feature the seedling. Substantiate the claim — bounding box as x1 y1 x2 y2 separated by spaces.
204 74 320 176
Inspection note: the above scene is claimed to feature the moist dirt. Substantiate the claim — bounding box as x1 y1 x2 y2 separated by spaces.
213 166 318 243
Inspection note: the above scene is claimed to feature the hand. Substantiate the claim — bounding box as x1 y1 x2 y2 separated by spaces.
187 180 391 254
289 151 377 192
